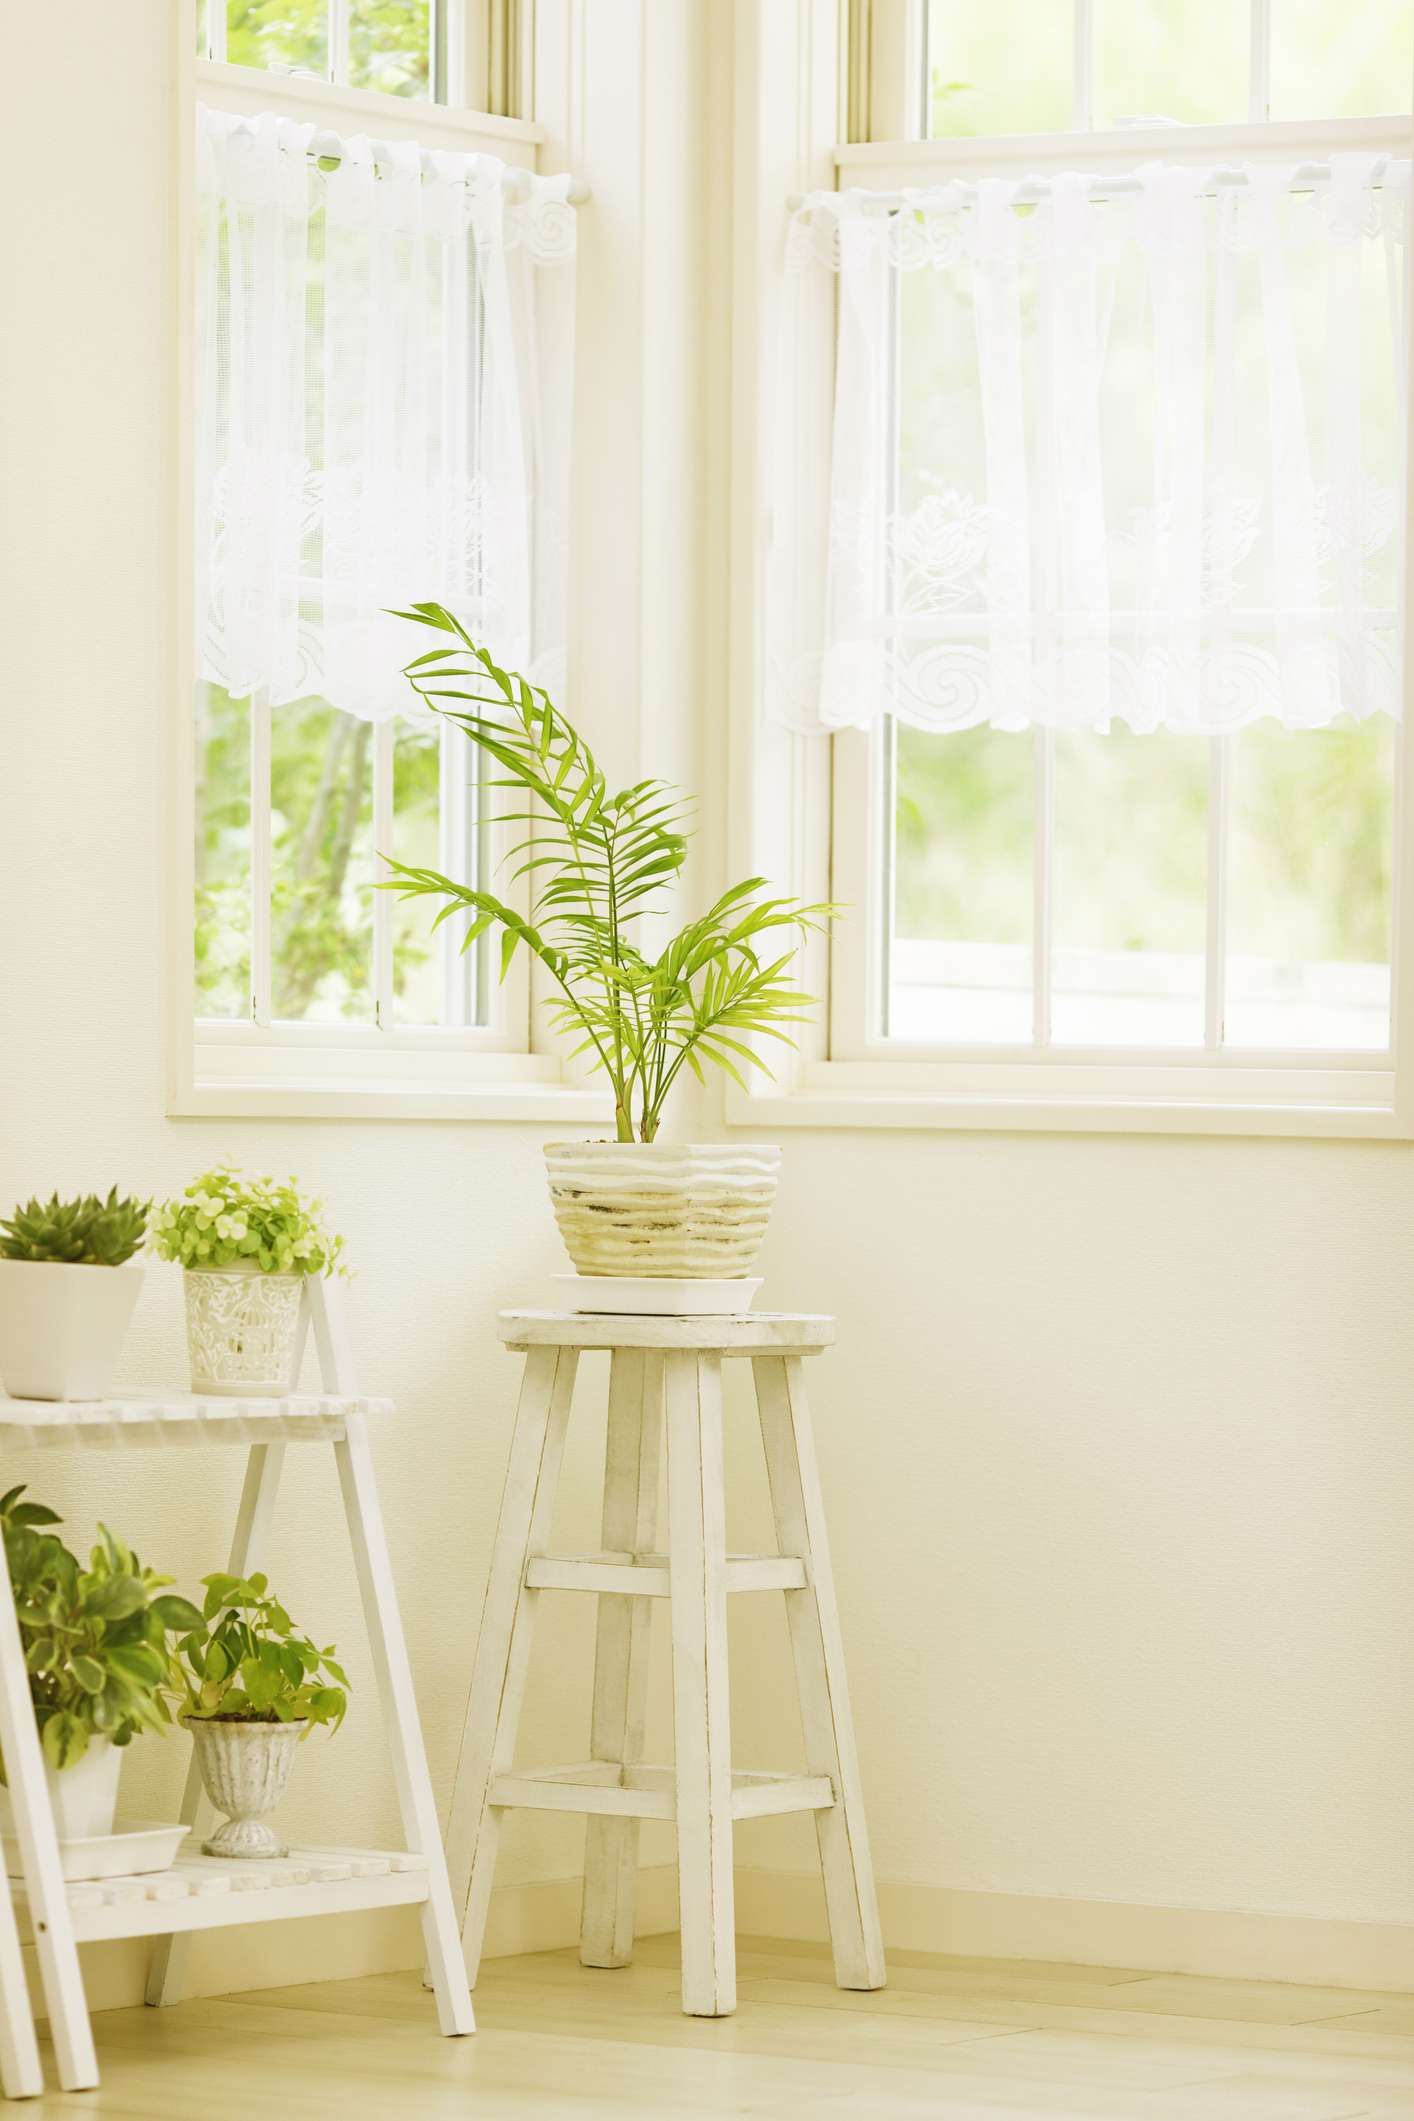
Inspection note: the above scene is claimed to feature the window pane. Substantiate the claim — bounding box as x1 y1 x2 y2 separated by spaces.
195 684 251 1021
350 0 431 98
271 699 373 1023
927 0 1072 137
197 0 208 54
226 0 329 78
1225 722 1393 1051
389 717 484 1027
1094 0 1248 127
890 723 1033 1043
1052 730 1208 1048
1270 0 1413 119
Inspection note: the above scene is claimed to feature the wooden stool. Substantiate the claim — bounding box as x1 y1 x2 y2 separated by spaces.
445 1309 884 2017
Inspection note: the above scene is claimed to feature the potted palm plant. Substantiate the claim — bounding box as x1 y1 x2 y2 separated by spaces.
0 1488 203 1872
0 1190 149 1401
381 604 831 1294
175 1571 348 1859
153 1168 343 1396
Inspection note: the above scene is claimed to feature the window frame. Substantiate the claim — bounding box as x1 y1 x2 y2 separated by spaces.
725 0 1414 1138
173 1 608 1121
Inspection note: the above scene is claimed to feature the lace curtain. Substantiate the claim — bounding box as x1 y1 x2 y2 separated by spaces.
196 106 577 722
769 155 1410 735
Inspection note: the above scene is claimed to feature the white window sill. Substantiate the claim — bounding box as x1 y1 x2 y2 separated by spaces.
725 1059 1410 1140
173 1027 614 1124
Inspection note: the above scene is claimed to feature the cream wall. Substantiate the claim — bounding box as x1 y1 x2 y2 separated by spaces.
4 0 1414 2016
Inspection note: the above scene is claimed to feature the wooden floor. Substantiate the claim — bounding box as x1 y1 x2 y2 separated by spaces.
23 1933 1414 2117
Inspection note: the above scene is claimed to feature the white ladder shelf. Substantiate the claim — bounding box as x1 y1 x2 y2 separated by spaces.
0 1278 473 2100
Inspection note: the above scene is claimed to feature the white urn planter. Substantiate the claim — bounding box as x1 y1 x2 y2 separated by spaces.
184 1265 303 1397
0 1735 121 1848
187 1719 306 1859
0 1261 144 1402
545 1142 781 1279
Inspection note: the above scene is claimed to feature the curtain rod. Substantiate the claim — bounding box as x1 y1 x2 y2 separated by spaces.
294 126 591 201
786 156 1397 214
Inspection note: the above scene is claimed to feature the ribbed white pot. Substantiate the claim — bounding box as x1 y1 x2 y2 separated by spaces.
183 1266 303 1397
545 1142 782 1278
0 1736 121 1846
0 1261 144 1402
188 1719 306 1859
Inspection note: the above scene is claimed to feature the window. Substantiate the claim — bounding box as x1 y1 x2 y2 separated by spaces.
179 5 586 1118
758 0 1414 1134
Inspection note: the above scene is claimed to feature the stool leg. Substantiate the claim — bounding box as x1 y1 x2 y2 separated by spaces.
664 1350 736 2017
580 1349 663 1969
753 1354 885 1992
446 1343 577 1983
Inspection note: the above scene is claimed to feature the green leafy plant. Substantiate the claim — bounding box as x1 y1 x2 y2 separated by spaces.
152 1167 343 1276
0 1489 203 1772
379 605 835 1142
0 1190 150 1267
176 1572 348 1734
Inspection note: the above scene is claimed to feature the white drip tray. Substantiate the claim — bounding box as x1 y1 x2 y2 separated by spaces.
553 1275 762 1317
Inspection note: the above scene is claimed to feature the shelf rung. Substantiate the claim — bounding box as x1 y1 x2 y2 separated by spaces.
524 1552 807 1597
488 1763 835 1822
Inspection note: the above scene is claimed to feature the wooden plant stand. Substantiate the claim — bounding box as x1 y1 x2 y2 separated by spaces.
445 1309 885 2018
0 1279 472 2098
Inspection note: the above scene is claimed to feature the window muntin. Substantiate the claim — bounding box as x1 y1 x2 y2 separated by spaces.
866 2 1410 1069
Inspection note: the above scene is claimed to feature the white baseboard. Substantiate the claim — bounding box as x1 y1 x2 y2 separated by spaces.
29 1864 1414 2023
732 1869 1414 1993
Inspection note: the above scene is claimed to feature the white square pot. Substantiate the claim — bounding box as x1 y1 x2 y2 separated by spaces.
0 1261 144 1402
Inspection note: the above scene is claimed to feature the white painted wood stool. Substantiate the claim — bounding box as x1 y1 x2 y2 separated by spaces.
445 1309 884 2017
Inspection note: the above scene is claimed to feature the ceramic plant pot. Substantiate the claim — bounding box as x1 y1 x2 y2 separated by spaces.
0 1261 144 1402
183 1265 302 1396
0 1735 122 1852
544 1142 782 1278
187 1719 307 1859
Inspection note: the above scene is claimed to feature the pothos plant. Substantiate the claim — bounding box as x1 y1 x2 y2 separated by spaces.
0 1489 204 1772
380 604 835 1143
175 1571 349 1735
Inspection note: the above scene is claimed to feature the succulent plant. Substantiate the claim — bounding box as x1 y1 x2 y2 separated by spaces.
0 1190 151 1268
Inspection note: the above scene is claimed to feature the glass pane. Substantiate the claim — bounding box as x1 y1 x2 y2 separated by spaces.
350 0 431 97
1271 0 1413 119
1225 722 1393 1051
194 684 251 1021
927 0 1072 137
226 0 329 78
196 0 208 55
1052 730 1208 1048
890 723 1033 1043
391 719 440 1025
271 699 373 1022
1095 0 1248 127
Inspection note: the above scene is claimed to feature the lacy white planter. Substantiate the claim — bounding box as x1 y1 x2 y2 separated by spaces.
0 1735 121 1853
544 1142 781 1278
0 1261 144 1402
184 1266 302 1396
187 1719 306 1859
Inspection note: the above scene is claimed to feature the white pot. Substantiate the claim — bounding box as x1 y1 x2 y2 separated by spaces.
544 1142 782 1279
183 1266 303 1397
0 1261 143 1402
188 1719 306 1859
0 1734 121 1846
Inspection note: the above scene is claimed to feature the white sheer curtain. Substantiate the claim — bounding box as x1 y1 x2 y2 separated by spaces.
195 106 577 722
769 155 1410 736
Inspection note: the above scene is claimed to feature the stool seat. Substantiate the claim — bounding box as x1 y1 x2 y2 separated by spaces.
445 1306 883 2017
498 1309 835 1353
